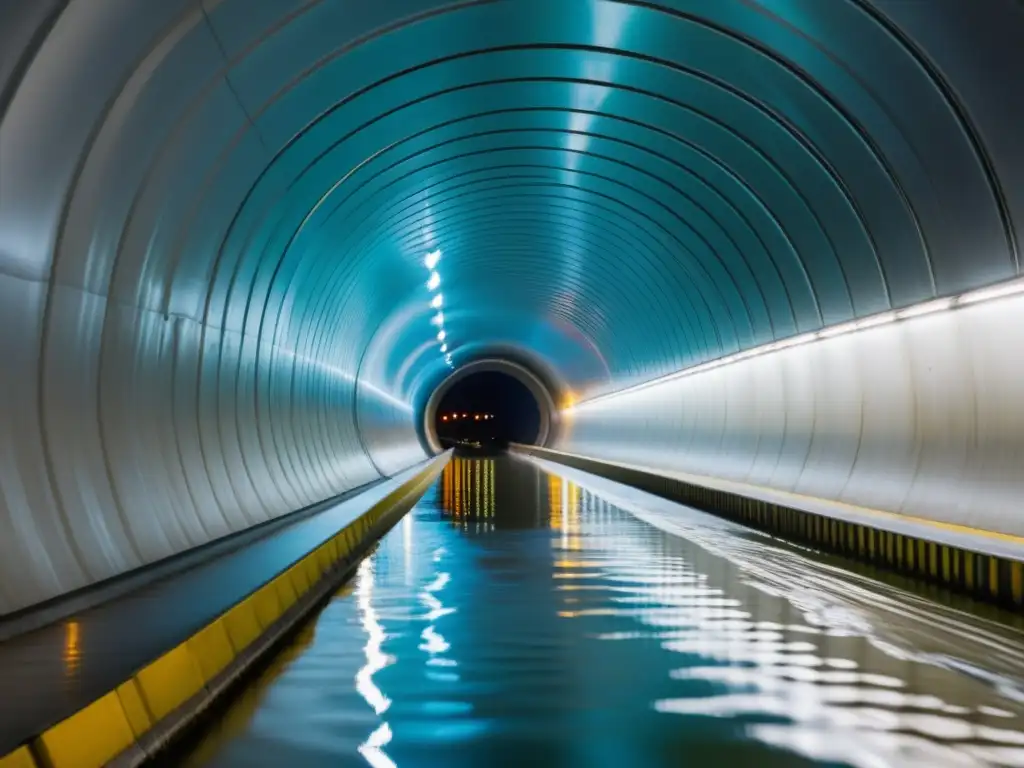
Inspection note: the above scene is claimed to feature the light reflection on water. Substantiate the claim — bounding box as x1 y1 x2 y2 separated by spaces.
179 457 1024 768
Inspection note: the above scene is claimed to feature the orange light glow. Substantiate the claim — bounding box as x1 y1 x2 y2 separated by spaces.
442 415 448 421
474 414 480 421
64 621 81 675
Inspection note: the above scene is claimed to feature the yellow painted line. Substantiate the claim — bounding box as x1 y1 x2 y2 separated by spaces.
309 548 325 577
116 679 152 738
35 691 135 768
324 537 339 563
0 747 36 768
252 583 283 629
187 620 235 683
313 546 329 574
275 571 299 609
290 561 311 595
303 555 322 585
135 643 205 722
222 599 261 653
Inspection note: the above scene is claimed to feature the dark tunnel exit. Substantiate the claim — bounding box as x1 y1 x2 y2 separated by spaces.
434 371 541 450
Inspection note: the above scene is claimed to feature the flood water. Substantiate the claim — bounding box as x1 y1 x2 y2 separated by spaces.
178 455 1024 767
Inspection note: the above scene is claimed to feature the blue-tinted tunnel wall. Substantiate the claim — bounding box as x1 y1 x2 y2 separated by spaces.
1 0 1023 614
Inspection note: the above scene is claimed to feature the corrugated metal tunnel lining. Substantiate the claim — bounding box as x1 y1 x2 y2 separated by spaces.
1 0 1022 614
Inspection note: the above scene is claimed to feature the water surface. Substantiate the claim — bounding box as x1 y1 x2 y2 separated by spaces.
179 456 1024 767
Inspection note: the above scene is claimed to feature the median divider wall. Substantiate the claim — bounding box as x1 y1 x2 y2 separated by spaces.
0 453 449 768
512 444 1024 611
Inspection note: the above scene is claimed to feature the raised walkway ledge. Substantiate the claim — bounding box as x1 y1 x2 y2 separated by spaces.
511 444 1024 610
0 452 450 768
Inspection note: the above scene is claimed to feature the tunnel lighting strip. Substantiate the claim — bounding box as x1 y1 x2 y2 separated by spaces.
566 276 1024 413
424 249 454 368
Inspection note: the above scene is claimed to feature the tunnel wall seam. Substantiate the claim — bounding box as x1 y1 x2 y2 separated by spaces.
512 444 1024 610
0 454 449 768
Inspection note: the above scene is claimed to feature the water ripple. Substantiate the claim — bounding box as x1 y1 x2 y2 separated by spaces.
181 457 1024 768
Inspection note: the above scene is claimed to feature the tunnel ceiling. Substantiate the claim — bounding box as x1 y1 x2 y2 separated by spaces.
3 0 1023 410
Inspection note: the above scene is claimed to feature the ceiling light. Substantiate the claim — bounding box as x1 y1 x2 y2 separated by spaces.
567 276 1024 415
431 312 444 326
437 330 446 341
431 294 443 308
896 297 953 319
957 277 1024 306
424 250 441 270
427 272 440 291
817 320 858 339
440 344 447 353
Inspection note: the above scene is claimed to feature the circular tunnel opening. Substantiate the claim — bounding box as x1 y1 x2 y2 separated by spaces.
434 371 540 451
423 358 558 454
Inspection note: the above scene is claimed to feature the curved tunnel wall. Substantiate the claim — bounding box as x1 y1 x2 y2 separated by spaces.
0 1 434 615
2 0 1024 614
558 288 1024 537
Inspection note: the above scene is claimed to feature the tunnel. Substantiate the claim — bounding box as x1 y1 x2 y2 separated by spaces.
2 1 1024 765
